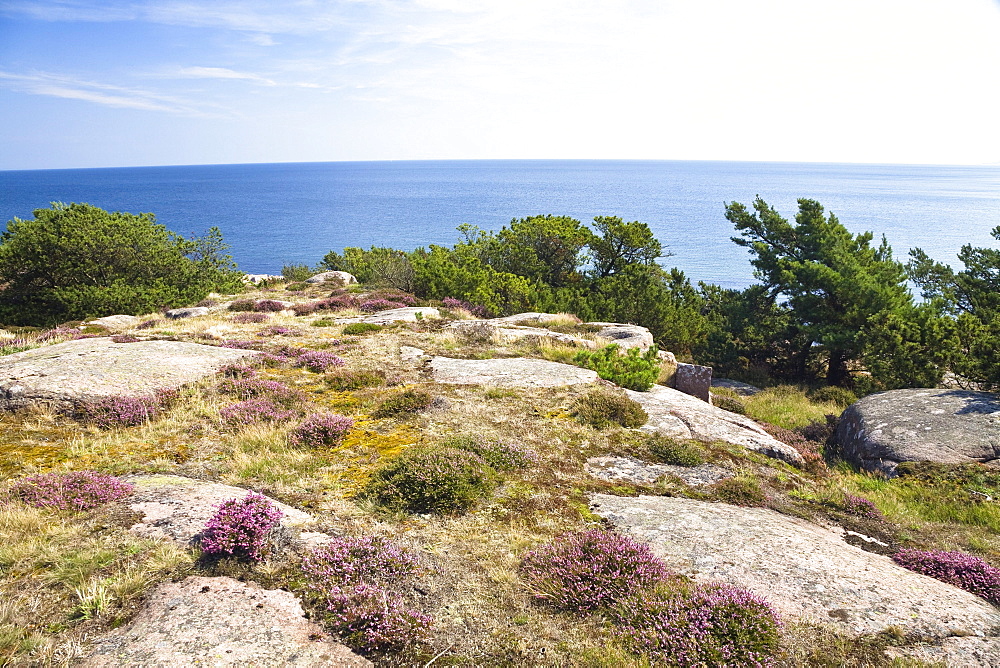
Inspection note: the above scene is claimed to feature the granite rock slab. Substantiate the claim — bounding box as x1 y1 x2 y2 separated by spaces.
836 388 1000 474
591 494 1000 639
126 475 315 548
430 356 599 388
625 385 804 466
81 576 370 667
362 307 440 324
0 338 254 412
305 270 357 285
585 456 734 487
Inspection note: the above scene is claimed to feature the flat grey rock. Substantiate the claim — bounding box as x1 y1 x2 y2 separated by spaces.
165 306 210 319
712 377 762 396
585 456 734 487
591 494 1000 638
888 636 1000 667
305 271 357 285
490 312 569 325
430 356 599 388
87 314 140 330
126 475 315 548
587 322 655 350
836 388 1000 474
363 307 440 324
626 385 804 466
0 338 254 412
399 345 428 363
243 274 282 283
447 320 598 349
81 576 370 667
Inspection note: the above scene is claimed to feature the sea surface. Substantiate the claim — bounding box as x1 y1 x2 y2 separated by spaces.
1 160 998 290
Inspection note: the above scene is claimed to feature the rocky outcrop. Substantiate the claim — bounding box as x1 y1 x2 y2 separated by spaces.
0 338 254 412
243 274 282 284
165 306 210 319
591 494 1000 639
675 362 712 402
126 475 316 547
82 576 370 667
712 378 762 395
87 315 140 330
446 320 598 349
585 456 733 487
430 356 599 388
587 322 654 350
836 388 1000 474
305 271 357 285
490 312 569 326
625 385 804 466
363 307 440 324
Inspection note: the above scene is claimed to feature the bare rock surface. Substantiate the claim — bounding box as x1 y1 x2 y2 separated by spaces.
306 270 357 285
675 362 712 402
0 338 254 412
625 385 804 466
712 377 762 396
585 456 734 487
243 273 282 283
888 636 1000 667
447 320 598 349
126 475 315 547
363 307 440 324
399 345 428 363
81 576 370 667
586 322 654 349
430 356 599 388
836 388 1000 474
165 306 210 319
591 494 1000 638
490 312 569 325
87 314 140 330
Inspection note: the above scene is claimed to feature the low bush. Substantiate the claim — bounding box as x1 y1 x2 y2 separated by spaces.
296 350 346 372
79 390 175 428
253 299 287 312
218 377 304 407
292 302 318 316
230 312 269 324
373 389 434 418
219 399 296 427
891 549 1000 605
362 446 498 514
359 299 405 313
712 394 746 414
218 362 258 378
572 388 648 430
759 421 826 473
325 369 386 391
647 435 706 467
196 298 219 308
841 494 884 521
519 529 672 612
809 385 858 408
200 492 283 561
711 475 768 507
610 582 782 667
136 319 161 330
281 263 315 282
441 435 539 471
441 296 490 318
342 323 383 336
301 536 430 653
228 299 256 312
12 471 134 511
291 413 355 447
110 334 140 343
220 339 263 350
285 281 310 291
573 344 661 392
257 325 301 337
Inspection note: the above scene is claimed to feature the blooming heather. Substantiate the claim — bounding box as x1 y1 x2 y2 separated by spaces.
219 399 295 426
257 325 302 337
842 494 884 521
291 413 355 447
441 297 490 318
12 471 134 511
520 529 672 611
301 536 430 653
200 492 283 561
610 583 782 667
358 299 405 313
217 377 304 407
230 312 270 324
892 549 1000 605
253 299 286 312
296 350 346 372
80 393 169 428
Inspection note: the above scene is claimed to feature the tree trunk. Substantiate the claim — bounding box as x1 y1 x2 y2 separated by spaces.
827 348 850 387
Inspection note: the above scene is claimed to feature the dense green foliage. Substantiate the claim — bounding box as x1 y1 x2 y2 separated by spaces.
571 388 649 430
0 203 243 326
573 344 662 391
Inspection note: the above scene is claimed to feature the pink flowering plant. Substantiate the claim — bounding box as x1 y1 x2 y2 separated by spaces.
296 350 346 372
301 536 431 653
892 549 1000 605
79 390 175 429
441 297 490 318
841 494 884 521
230 312 270 324
358 299 405 313
219 399 296 427
609 582 783 667
217 377 304 407
519 529 672 612
199 492 283 561
12 471 134 511
290 413 355 447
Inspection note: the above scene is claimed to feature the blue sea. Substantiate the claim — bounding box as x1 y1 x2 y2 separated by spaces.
1 160 998 290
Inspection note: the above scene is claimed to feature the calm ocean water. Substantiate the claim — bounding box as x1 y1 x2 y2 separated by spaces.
1 160 998 289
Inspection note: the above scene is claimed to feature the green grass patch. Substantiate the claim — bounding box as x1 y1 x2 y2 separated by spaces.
741 385 842 430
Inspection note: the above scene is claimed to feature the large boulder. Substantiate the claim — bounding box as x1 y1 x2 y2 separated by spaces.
587 322 655 350
81 576 370 667
836 388 1000 474
165 306 210 319
625 385 804 466
363 307 440 324
0 338 254 412
305 271 357 285
591 494 1000 639
87 314 140 330
430 356 599 388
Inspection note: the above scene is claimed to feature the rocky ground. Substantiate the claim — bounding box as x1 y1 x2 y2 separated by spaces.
2 276 1000 666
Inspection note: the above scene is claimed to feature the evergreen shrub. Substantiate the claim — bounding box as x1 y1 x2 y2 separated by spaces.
572 388 648 430
573 344 661 391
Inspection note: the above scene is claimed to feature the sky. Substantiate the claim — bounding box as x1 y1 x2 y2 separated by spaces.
2 0 1000 170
